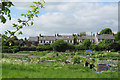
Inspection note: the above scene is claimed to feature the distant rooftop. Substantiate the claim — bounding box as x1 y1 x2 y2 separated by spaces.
96 34 115 39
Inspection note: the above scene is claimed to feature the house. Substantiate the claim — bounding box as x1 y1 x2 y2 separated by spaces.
96 34 115 44
28 34 75 46
28 37 39 46
39 34 74 45
28 33 97 46
56 35 74 44
39 36 56 45
77 35 95 44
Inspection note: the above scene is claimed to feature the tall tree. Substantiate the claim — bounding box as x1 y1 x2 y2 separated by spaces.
73 34 77 45
115 32 120 41
79 32 86 36
100 28 112 34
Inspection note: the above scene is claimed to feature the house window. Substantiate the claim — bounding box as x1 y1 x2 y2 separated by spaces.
44 40 45 43
70 40 72 43
41 40 42 43
67 40 69 43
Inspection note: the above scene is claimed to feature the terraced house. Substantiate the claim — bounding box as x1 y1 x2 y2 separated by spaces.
96 34 115 44
28 34 95 46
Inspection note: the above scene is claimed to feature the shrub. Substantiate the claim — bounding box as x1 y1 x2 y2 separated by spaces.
75 45 86 50
2 46 20 53
20 47 36 51
51 40 73 52
36 45 52 51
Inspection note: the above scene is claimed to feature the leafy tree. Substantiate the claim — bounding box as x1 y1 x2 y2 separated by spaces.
79 32 86 36
100 28 112 34
115 32 120 41
1 0 45 46
0 0 14 23
73 34 77 45
97 39 111 51
51 40 71 52
90 44 99 51
110 42 120 51
82 39 91 49
75 45 86 50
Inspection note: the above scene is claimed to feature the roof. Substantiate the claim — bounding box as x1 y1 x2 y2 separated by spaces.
96 34 115 39
77 36 95 40
39 35 74 40
39 36 56 40
57 35 74 40
28 37 38 41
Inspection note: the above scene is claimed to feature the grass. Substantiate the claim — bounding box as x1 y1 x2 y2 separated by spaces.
2 63 119 78
1 51 119 78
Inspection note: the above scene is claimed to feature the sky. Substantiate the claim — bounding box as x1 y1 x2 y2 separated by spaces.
0 0 119 39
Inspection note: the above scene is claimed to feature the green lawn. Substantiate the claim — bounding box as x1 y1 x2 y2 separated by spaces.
2 63 118 78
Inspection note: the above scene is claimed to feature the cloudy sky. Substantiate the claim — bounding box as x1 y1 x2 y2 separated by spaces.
0 0 119 39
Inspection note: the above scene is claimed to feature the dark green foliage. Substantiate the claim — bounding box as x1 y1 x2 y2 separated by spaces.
100 28 112 34
82 39 91 49
73 34 77 45
75 45 86 50
36 45 52 51
97 39 112 51
20 47 36 51
51 40 74 52
79 32 86 36
90 44 99 51
115 32 120 41
110 42 120 51
1 1 14 23
2 46 20 53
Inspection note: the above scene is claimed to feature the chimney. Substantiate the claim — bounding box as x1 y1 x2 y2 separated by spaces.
72 33 75 36
93 33 95 36
77 33 79 36
112 32 114 35
55 34 56 37
97 32 98 35
57 33 59 36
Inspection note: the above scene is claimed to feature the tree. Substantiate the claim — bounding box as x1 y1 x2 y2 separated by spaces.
115 32 120 41
110 42 120 51
97 39 111 51
73 34 77 45
82 39 91 49
0 0 14 23
79 32 86 36
100 28 112 34
75 45 86 50
51 40 72 52
1 0 45 46
90 44 99 51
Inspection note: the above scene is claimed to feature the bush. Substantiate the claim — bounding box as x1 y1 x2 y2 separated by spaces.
2 46 20 53
111 49 116 52
118 51 120 53
36 45 52 51
20 47 36 51
75 45 86 50
51 40 73 52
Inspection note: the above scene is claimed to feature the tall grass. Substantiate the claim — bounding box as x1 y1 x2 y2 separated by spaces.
2 63 118 78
